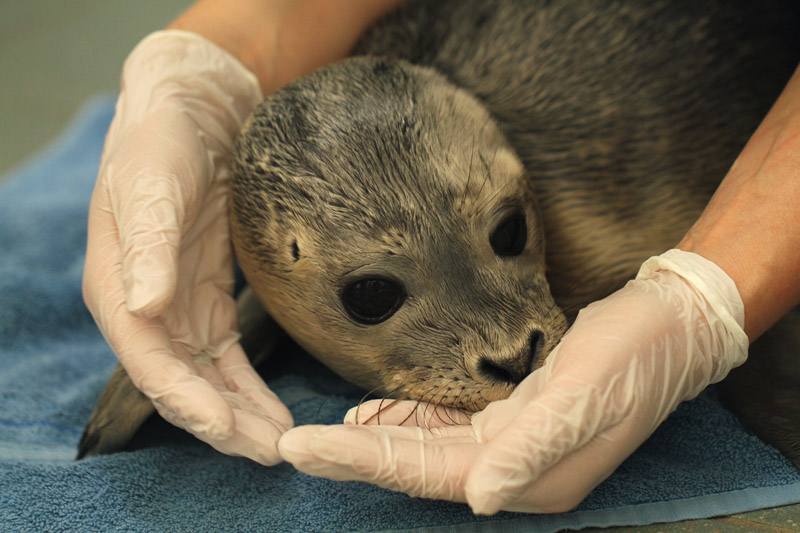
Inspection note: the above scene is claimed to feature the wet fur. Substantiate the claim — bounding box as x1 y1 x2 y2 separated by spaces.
80 0 800 467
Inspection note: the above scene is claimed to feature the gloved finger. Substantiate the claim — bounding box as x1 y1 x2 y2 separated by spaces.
160 270 239 361
471 365 550 441
210 406 289 466
156 400 287 466
84 198 235 440
178 344 239 398
216 343 294 431
464 374 624 515
179 350 291 465
105 113 210 318
344 399 472 427
279 425 372 480
127 338 235 440
281 423 473 465
280 424 477 501
496 409 651 514
214 343 294 429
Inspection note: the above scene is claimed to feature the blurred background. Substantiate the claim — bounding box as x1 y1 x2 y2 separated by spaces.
1 0 192 178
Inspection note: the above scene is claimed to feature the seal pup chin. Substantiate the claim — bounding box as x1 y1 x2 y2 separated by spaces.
231 58 568 411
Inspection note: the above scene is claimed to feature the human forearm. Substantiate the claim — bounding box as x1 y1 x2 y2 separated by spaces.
168 0 405 94
677 65 800 341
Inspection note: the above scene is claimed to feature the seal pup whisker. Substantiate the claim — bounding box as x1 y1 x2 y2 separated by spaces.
419 383 453 429
352 375 416 425
372 388 409 426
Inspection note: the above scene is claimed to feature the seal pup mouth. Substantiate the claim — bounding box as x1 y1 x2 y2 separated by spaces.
377 367 514 414
370 318 567 413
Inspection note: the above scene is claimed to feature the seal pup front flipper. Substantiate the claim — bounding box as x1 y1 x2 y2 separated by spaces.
77 286 283 458
76 363 153 458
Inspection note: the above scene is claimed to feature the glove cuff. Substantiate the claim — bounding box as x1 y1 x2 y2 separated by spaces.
638 249 749 372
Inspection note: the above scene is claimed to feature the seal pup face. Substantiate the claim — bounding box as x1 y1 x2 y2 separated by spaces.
232 58 567 411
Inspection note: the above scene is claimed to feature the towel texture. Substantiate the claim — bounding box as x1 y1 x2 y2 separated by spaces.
1 97 798 533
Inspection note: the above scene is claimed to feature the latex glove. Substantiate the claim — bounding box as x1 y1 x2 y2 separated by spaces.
83 30 293 464
278 249 748 512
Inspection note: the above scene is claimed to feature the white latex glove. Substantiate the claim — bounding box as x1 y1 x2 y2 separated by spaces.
83 30 293 465
278 249 748 512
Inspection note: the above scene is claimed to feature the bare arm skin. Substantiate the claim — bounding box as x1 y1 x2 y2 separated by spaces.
677 65 800 341
168 0 406 94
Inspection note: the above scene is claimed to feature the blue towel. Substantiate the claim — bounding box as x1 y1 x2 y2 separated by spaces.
1 96 798 533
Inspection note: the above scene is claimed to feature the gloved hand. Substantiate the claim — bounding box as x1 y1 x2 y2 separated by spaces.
83 30 293 465
278 249 748 511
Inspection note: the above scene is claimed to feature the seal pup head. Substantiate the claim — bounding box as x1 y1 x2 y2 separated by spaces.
232 57 567 411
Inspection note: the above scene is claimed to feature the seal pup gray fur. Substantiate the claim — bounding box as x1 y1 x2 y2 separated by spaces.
79 0 800 467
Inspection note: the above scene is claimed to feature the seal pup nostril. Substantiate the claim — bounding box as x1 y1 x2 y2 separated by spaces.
478 344 535 385
477 329 544 385
478 357 527 385
529 329 545 365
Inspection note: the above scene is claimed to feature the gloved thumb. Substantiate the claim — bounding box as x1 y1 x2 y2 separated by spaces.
119 192 182 318
106 100 218 318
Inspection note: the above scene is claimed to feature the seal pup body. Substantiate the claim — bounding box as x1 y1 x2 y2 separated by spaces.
80 0 800 466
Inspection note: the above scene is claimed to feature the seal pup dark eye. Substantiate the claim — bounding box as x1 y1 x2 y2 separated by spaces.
490 211 527 256
341 277 405 324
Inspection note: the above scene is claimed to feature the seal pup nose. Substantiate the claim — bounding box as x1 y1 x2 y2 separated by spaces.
477 329 543 385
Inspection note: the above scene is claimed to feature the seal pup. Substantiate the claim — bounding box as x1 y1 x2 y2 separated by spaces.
79 0 800 467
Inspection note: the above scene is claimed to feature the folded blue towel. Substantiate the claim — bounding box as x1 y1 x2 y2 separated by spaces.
1 97 798 533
